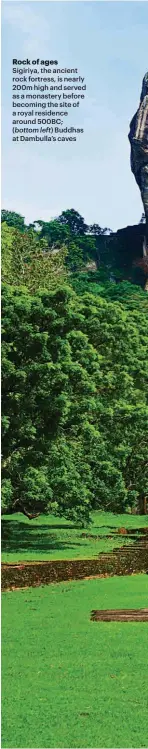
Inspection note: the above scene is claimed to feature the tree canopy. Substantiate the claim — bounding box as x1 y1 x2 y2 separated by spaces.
2 208 146 284
1 222 67 291
2 283 148 519
1 210 26 232
1 208 148 520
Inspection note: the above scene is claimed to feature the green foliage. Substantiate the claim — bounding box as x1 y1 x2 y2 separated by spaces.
65 241 84 271
2 207 148 520
37 218 70 246
1 223 67 291
2 280 148 519
71 270 111 297
2 285 96 520
19 467 53 512
71 273 148 312
57 208 88 235
1 210 26 232
37 212 96 271
1 208 147 286
1 223 16 282
1 479 13 513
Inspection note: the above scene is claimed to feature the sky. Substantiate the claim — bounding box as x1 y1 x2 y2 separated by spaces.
1 0 148 231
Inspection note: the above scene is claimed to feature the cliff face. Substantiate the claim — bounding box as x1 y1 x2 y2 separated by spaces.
110 224 148 288
94 74 148 289
94 223 147 288
128 72 148 257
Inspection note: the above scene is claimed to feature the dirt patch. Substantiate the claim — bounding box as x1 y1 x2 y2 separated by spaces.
91 608 148 621
2 540 148 591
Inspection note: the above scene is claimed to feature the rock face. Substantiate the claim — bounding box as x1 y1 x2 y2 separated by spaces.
95 224 147 288
128 73 148 286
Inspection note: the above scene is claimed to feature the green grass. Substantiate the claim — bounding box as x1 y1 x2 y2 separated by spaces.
2 511 148 563
2 574 148 748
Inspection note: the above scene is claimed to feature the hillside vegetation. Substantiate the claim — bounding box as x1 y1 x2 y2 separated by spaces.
2 208 148 520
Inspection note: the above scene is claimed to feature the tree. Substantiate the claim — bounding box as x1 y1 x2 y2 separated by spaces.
89 223 112 236
36 219 70 247
81 292 148 513
1 285 99 521
1 210 26 232
57 209 88 235
2 283 148 518
1 223 68 291
35 217 97 271
1 223 16 282
65 241 84 271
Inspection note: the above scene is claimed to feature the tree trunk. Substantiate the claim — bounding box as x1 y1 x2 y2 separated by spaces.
22 508 40 520
11 499 40 520
138 494 147 515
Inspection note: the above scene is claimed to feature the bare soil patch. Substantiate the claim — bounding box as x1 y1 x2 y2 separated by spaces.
91 608 148 621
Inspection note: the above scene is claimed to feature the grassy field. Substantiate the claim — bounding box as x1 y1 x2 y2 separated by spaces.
2 511 148 563
2 573 148 749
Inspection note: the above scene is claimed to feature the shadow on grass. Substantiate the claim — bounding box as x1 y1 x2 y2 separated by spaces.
1 519 83 555
2 518 146 558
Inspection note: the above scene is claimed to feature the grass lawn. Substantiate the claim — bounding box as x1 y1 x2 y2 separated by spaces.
2 573 148 749
2 511 148 563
